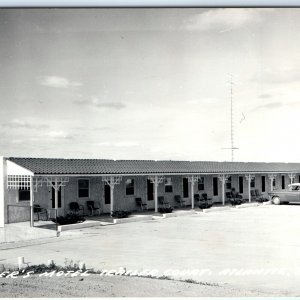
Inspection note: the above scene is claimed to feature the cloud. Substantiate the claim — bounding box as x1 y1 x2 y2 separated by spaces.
39 76 82 88
1 119 48 129
252 102 284 112
96 141 140 147
47 131 73 139
252 68 300 85
183 8 272 32
187 98 218 105
258 94 271 99
75 96 126 110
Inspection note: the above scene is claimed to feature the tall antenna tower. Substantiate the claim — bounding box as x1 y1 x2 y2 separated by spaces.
222 74 239 161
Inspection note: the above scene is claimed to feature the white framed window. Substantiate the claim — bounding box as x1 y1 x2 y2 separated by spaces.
198 177 204 191
125 178 134 195
164 177 173 193
226 176 232 190
78 179 89 198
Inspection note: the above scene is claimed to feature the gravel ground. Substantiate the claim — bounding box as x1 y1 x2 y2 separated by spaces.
0 274 277 297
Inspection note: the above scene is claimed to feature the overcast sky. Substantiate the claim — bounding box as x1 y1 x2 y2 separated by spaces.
1 8 300 162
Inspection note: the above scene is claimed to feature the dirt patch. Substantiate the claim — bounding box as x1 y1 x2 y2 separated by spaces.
0 274 276 297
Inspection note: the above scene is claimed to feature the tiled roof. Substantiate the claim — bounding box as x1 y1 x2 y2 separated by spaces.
8 157 300 175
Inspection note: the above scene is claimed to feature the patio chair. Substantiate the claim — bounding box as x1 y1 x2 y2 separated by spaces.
199 193 213 209
135 198 148 210
226 189 243 206
86 201 101 216
194 194 200 205
158 196 170 208
254 189 268 202
174 195 186 207
69 202 84 215
33 204 48 221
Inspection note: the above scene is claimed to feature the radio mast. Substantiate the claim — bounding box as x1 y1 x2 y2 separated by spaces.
222 74 238 161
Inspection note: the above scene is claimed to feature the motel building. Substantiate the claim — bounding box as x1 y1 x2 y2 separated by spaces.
1 156 300 228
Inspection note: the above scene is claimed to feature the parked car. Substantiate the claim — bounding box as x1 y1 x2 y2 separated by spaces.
268 183 300 205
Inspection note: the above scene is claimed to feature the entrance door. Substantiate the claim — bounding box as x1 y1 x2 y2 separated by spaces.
50 185 63 217
183 178 189 198
213 177 218 196
147 179 154 207
103 183 111 213
239 176 244 194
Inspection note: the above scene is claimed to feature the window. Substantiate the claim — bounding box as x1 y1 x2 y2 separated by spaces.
250 177 255 188
164 177 173 193
261 176 265 193
126 179 134 195
226 176 232 190
273 177 276 187
198 177 204 191
78 179 89 198
19 187 30 202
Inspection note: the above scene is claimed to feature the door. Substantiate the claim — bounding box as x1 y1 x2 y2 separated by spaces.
50 185 63 217
103 183 111 213
213 177 218 196
147 179 154 209
183 178 189 198
239 176 244 194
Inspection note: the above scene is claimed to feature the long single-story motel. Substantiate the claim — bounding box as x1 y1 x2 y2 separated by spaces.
1 156 300 228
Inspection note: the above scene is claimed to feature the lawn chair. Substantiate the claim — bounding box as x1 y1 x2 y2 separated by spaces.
69 202 84 215
199 193 213 209
158 196 170 208
135 198 148 210
174 195 186 207
194 194 200 205
86 201 101 216
33 204 48 221
227 189 243 206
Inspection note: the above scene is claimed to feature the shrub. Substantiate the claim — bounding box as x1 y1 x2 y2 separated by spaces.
51 213 85 225
158 207 173 213
111 210 131 218
199 201 213 209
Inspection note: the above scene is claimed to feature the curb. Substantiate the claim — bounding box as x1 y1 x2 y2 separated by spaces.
235 203 260 209
113 215 153 224
58 220 103 232
202 206 231 213
162 210 196 218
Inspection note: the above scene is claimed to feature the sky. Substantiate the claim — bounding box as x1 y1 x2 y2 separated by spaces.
1 8 300 162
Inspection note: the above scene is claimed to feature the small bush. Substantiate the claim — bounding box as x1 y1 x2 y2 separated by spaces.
52 213 85 225
158 207 173 213
111 210 131 218
199 202 213 209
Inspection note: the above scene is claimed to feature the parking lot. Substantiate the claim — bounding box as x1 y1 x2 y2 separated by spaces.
2 204 300 295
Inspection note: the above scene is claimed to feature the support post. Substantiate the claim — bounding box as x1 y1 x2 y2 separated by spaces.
218 175 229 205
148 175 164 213
288 173 295 184
191 176 195 209
54 177 58 217
188 175 200 209
110 176 114 214
245 174 255 203
268 174 276 192
154 175 158 213
30 176 34 227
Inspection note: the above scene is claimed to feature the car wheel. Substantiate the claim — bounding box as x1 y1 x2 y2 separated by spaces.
272 196 281 205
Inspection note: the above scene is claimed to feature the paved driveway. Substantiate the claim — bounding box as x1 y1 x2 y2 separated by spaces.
2 205 300 295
